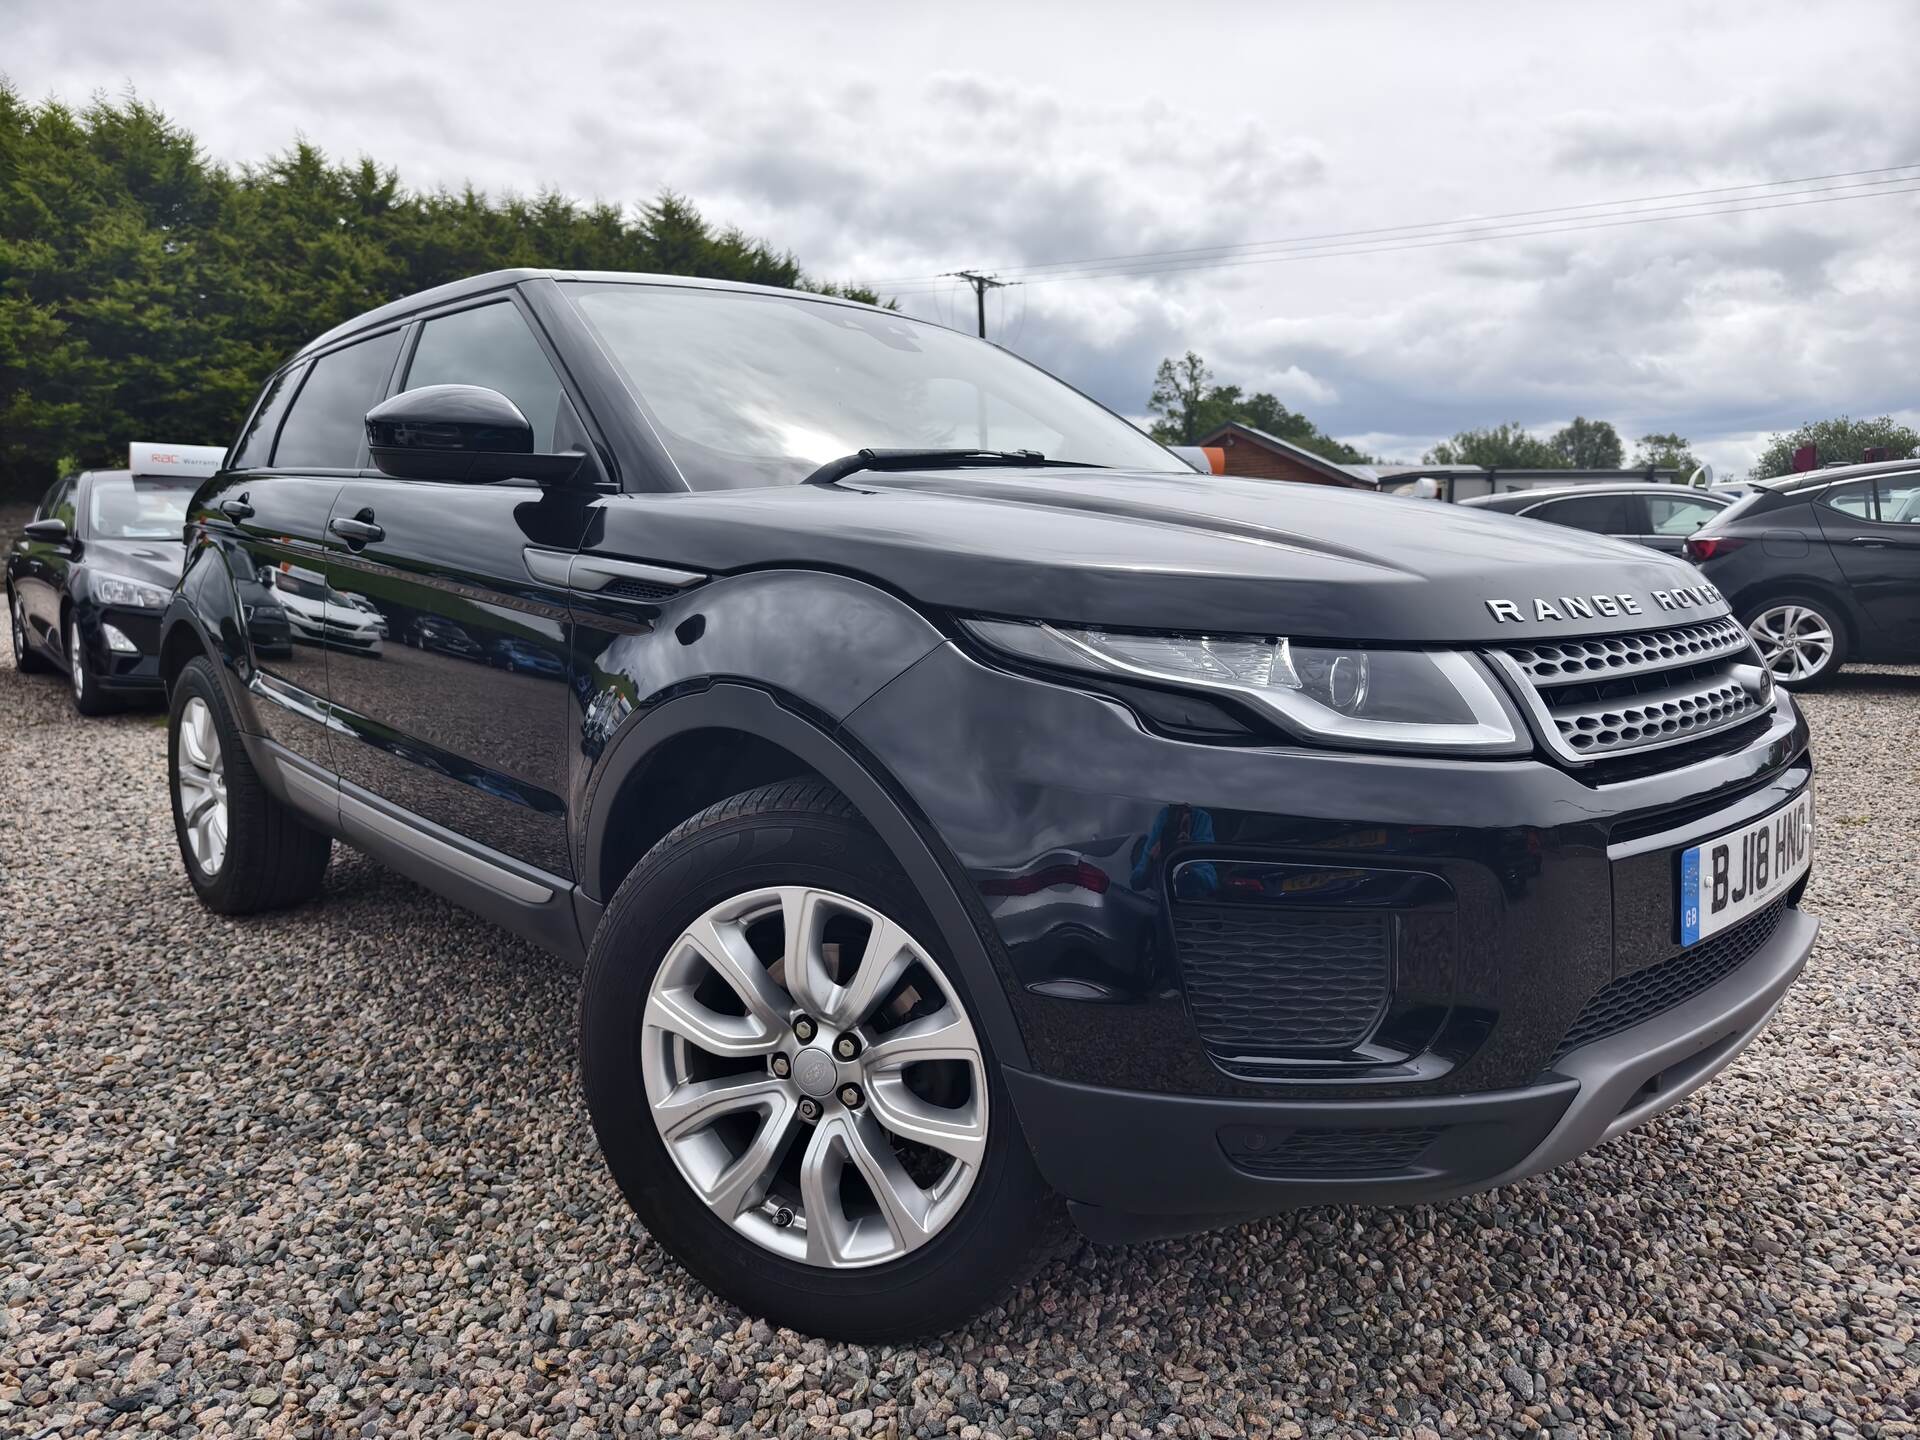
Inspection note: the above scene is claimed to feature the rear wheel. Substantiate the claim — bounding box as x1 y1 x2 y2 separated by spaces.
168 656 332 912
66 615 116 715
8 589 50 673
580 780 1061 1341
1744 596 1846 688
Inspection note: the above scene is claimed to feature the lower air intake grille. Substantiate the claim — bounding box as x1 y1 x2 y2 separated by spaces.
1552 898 1788 1064
1174 907 1391 1055
1222 1125 1442 1177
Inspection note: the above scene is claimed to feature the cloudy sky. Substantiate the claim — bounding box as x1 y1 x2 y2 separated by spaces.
12 0 1920 474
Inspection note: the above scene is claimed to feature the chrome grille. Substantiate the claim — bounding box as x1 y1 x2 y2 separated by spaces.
1502 616 1750 683
1490 618 1772 764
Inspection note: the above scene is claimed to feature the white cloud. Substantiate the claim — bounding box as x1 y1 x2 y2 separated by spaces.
7 0 1919 477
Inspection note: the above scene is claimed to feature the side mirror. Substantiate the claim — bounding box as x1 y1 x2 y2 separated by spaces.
23 517 70 544
366 385 587 486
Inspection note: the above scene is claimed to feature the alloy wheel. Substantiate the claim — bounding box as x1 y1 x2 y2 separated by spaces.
641 886 987 1268
175 697 229 876
9 595 22 666
68 623 86 701
1746 604 1834 683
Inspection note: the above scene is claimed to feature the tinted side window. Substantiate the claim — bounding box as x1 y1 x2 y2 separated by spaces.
48 478 79 530
1874 474 1920 524
1647 494 1723 535
232 363 306 469
1820 479 1877 520
36 477 67 521
404 302 566 451
272 330 405 470
1530 493 1633 533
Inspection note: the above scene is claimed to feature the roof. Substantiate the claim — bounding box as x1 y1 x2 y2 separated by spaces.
298 268 896 361
1460 482 1726 508
1196 420 1374 487
1758 457 1920 491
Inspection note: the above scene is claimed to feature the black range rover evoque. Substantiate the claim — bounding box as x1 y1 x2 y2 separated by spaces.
159 270 1818 1340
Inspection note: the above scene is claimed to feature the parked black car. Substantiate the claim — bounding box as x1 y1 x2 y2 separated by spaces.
158 270 1817 1340
1459 483 1730 553
1683 461 1920 687
7 468 198 713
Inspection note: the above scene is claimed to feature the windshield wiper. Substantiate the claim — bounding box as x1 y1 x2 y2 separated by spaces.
801 448 1100 486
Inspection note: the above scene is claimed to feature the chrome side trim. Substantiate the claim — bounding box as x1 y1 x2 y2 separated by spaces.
339 789 554 904
570 555 706 593
522 546 574 586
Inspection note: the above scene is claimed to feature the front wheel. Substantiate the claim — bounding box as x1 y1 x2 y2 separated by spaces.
168 656 332 913
66 616 116 715
579 781 1061 1341
1744 596 1847 688
8 589 51 673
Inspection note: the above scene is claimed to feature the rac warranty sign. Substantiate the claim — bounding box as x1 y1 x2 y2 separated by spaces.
130 440 226 479
1484 582 1724 624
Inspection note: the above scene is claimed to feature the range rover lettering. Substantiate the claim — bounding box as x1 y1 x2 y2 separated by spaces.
158 270 1818 1341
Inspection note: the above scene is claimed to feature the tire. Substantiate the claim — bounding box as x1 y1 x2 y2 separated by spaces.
66 613 116 716
580 780 1063 1341
1743 594 1848 689
8 588 50 674
167 655 332 913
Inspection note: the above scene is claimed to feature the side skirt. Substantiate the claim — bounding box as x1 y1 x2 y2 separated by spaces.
248 735 589 966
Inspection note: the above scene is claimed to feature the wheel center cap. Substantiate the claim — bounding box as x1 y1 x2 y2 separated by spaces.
792 1048 839 1098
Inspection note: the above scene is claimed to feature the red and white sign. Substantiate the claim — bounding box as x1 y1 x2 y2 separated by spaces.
130 441 226 479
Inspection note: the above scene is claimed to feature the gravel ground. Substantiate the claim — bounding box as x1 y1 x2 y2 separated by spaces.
3 553 1918 1438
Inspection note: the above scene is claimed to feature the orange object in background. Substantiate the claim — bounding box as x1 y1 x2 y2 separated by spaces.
1199 446 1225 474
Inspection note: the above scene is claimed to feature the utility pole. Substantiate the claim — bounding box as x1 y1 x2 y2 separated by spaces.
945 271 1007 338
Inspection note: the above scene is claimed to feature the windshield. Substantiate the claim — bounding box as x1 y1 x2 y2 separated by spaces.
87 475 196 540
566 282 1185 490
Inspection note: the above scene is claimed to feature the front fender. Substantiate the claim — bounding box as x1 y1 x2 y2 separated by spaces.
578 682 1031 1071
161 530 265 731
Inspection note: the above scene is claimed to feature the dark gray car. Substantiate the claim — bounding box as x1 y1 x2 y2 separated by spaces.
1459 483 1729 554
1683 462 1920 686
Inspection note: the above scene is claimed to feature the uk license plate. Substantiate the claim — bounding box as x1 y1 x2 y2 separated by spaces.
1679 791 1813 946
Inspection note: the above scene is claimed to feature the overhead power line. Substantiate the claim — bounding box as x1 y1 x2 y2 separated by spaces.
869 163 1920 298
871 162 1920 286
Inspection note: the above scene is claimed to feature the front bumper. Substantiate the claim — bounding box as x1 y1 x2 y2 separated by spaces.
840 641 1818 1235
1009 906 1814 1240
76 605 165 692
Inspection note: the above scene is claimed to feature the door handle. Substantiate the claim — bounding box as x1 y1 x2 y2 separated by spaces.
330 513 384 546
1848 536 1888 548
219 494 254 521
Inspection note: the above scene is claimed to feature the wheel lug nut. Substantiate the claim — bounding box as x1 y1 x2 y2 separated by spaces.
793 1016 816 1043
770 1055 791 1078
798 1097 820 1122
839 1084 863 1109
834 1035 859 1060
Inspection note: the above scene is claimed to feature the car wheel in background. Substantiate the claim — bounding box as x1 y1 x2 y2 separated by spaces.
9 590 51 673
1743 596 1847 689
579 780 1063 1342
66 615 116 715
167 655 332 913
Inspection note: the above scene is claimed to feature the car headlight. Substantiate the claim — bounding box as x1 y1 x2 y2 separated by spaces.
962 618 1528 754
92 573 170 609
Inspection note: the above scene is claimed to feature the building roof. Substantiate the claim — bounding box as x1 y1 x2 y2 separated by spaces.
1196 421 1375 487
